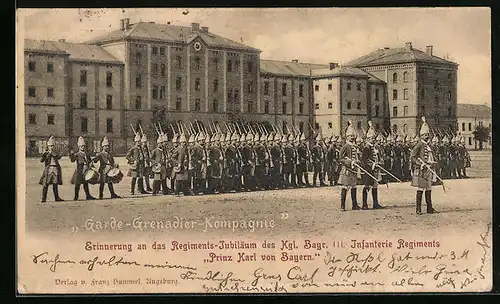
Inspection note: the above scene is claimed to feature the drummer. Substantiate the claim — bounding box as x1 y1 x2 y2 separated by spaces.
93 137 121 199
70 136 96 201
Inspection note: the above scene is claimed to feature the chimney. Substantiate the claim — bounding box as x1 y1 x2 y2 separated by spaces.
329 62 338 70
191 22 200 31
124 18 130 30
292 59 299 63
58 39 66 43
426 45 433 56
405 42 412 51
201 26 209 32
120 19 125 30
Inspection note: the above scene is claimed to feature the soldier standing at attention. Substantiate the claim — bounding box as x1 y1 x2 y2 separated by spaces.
311 133 325 187
151 133 168 196
361 122 384 210
126 132 148 195
411 117 437 215
93 137 121 199
338 121 361 211
172 133 189 196
39 136 64 202
141 133 153 192
70 136 96 201
296 133 309 187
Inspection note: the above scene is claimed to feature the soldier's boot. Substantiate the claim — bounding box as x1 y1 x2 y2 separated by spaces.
416 190 423 215
138 178 149 194
312 172 318 187
161 180 169 195
351 188 361 210
372 188 384 209
463 169 469 178
174 181 181 196
109 183 120 198
41 186 48 203
304 174 311 187
329 174 334 186
151 181 158 195
291 174 297 188
340 188 347 211
99 183 105 199
145 176 152 192
425 190 436 213
320 173 326 186
74 184 80 201
84 183 96 200
53 185 64 201
130 178 136 195
361 187 369 210
170 179 175 195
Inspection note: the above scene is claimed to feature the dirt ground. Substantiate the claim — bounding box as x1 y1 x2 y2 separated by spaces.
22 150 492 240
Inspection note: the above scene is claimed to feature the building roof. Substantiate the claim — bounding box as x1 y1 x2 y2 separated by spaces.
87 21 260 53
346 44 458 67
457 104 491 118
312 65 371 78
260 59 328 77
25 39 122 64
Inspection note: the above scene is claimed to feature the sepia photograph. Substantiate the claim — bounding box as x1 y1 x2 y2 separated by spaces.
16 7 492 293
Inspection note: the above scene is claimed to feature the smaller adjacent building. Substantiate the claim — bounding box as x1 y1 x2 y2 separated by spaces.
457 103 491 149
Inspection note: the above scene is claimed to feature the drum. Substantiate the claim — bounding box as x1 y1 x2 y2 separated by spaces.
84 168 100 184
107 168 124 183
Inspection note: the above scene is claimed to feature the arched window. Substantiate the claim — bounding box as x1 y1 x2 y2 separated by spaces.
392 73 398 83
403 71 408 83
393 124 398 133
447 91 452 101
135 52 141 65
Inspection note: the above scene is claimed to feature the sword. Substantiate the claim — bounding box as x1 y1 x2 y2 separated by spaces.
344 156 379 182
418 157 447 193
370 160 403 182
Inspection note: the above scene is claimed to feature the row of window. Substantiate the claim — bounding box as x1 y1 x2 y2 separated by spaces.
79 70 113 87
28 113 115 133
390 106 453 118
393 72 453 84
263 82 305 97
27 87 54 98
134 53 255 73
28 61 53 72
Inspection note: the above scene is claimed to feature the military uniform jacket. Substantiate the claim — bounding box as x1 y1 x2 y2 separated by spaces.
339 142 359 173
126 146 144 169
190 143 206 179
171 145 189 180
143 146 151 168
39 151 63 186
361 144 382 177
254 143 267 167
241 144 256 168
283 144 296 164
70 150 93 184
270 144 282 166
410 140 436 188
311 144 324 164
297 143 309 165
93 151 117 183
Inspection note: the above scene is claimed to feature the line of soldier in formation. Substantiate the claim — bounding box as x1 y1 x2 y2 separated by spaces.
39 117 471 214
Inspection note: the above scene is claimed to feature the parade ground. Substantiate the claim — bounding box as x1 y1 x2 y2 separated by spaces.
23 150 492 240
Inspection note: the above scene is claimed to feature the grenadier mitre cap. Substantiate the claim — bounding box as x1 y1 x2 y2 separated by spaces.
316 133 323 141
386 133 394 142
77 136 85 147
287 133 294 142
281 134 288 143
300 133 306 141
179 133 187 143
141 133 148 143
419 116 430 136
223 133 229 142
397 134 404 142
366 120 376 139
156 134 163 144
198 132 205 142
134 132 141 142
273 133 280 141
460 136 465 143
211 133 218 142
267 133 273 141
356 135 363 143
188 134 195 143
101 136 109 147
345 120 356 137
231 132 239 141
205 133 211 144
431 135 438 143
47 136 55 146
172 133 179 143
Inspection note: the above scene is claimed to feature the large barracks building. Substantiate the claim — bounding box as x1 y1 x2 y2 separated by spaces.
24 19 458 155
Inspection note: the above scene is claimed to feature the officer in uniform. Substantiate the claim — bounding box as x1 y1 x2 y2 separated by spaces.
338 121 361 211
190 133 207 195
270 133 283 189
39 136 64 202
126 132 148 195
93 137 121 199
411 117 437 215
70 136 96 200
361 122 384 210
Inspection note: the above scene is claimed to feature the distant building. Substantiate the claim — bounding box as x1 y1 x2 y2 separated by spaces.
457 104 491 149
347 42 458 136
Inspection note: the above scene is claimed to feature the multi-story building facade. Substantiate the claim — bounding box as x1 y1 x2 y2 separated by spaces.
24 39 124 155
347 42 458 136
88 19 261 143
457 104 491 149
24 20 460 155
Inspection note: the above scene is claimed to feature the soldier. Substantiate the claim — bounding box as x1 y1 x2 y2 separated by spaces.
402 135 412 181
190 133 207 195
326 136 337 186
141 133 153 192
70 136 96 200
221 133 237 193
311 133 326 187
411 117 437 215
126 132 148 195
361 122 384 210
254 133 267 190
458 136 471 178
151 133 168 195
93 137 121 199
39 136 64 202
282 133 297 188
241 133 256 191
338 121 361 211
172 133 189 196
270 133 283 189
383 134 395 183
392 135 405 182
296 133 310 187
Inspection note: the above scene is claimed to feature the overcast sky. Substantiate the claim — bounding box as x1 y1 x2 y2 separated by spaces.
17 8 491 105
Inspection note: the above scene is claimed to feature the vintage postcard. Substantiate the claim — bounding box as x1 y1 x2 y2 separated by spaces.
16 8 492 294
